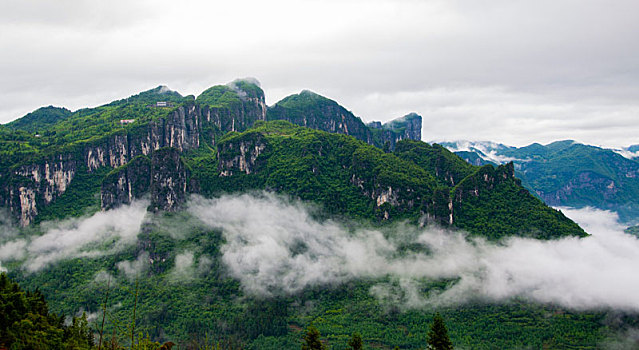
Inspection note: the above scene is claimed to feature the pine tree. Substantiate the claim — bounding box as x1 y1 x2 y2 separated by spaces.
301 324 326 350
348 332 363 350
427 313 453 350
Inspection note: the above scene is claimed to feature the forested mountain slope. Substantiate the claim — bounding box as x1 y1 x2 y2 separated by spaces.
442 140 639 223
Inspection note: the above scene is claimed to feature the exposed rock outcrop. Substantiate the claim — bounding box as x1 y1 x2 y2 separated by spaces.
100 148 188 212
368 113 422 150
101 155 152 210
218 132 267 176
2 80 423 227
4 83 266 226
150 148 187 212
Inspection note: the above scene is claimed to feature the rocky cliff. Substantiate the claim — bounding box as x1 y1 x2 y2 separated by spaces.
367 112 422 150
2 80 426 226
101 155 152 210
3 79 577 241
218 132 267 176
1 81 267 226
267 90 422 149
150 148 188 212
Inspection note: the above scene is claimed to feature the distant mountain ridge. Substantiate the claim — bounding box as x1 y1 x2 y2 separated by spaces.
441 140 639 223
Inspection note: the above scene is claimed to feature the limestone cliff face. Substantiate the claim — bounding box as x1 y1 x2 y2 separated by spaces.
218 133 267 176
85 104 201 172
2 81 421 227
100 156 152 210
368 113 422 150
200 96 266 138
4 155 77 226
16 155 77 205
100 147 188 211
197 81 267 137
5 104 201 226
150 148 187 212
100 148 189 212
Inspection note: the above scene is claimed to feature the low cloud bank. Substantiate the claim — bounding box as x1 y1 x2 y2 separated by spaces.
0 200 148 272
189 193 639 311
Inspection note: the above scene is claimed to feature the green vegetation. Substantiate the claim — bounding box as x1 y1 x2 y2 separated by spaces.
625 225 639 236
451 163 586 239
302 324 326 350
444 140 639 222
0 272 93 349
427 313 453 350
267 90 371 144
347 332 363 350
5 106 72 133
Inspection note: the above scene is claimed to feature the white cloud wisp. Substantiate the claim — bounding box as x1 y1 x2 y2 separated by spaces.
189 193 639 311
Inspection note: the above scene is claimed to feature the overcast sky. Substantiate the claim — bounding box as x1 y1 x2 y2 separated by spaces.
1 0 638 147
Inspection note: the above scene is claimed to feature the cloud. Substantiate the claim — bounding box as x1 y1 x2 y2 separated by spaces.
117 252 150 281
613 148 639 160
1 1 639 147
93 270 116 286
168 250 195 283
189 193 639 311
0 200 148 272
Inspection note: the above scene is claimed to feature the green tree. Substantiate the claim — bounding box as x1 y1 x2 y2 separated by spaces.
301 324 326 350
383 140 391 153
63 312 94 349
348 332 363 350
427 313 453 350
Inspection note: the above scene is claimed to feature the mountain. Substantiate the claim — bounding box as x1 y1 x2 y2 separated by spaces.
267 90 421 150
442 140 639 223
0 80 615 349
5 106 72 133
0 81 581 239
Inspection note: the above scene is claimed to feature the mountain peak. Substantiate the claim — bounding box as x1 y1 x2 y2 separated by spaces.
5 105 72 132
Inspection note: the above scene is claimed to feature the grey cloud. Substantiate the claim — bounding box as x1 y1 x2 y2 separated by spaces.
93 270 116 287
168 251 195 283
117 252 150 281
189 193 639 311
0 200 148 272
2 1 639 147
